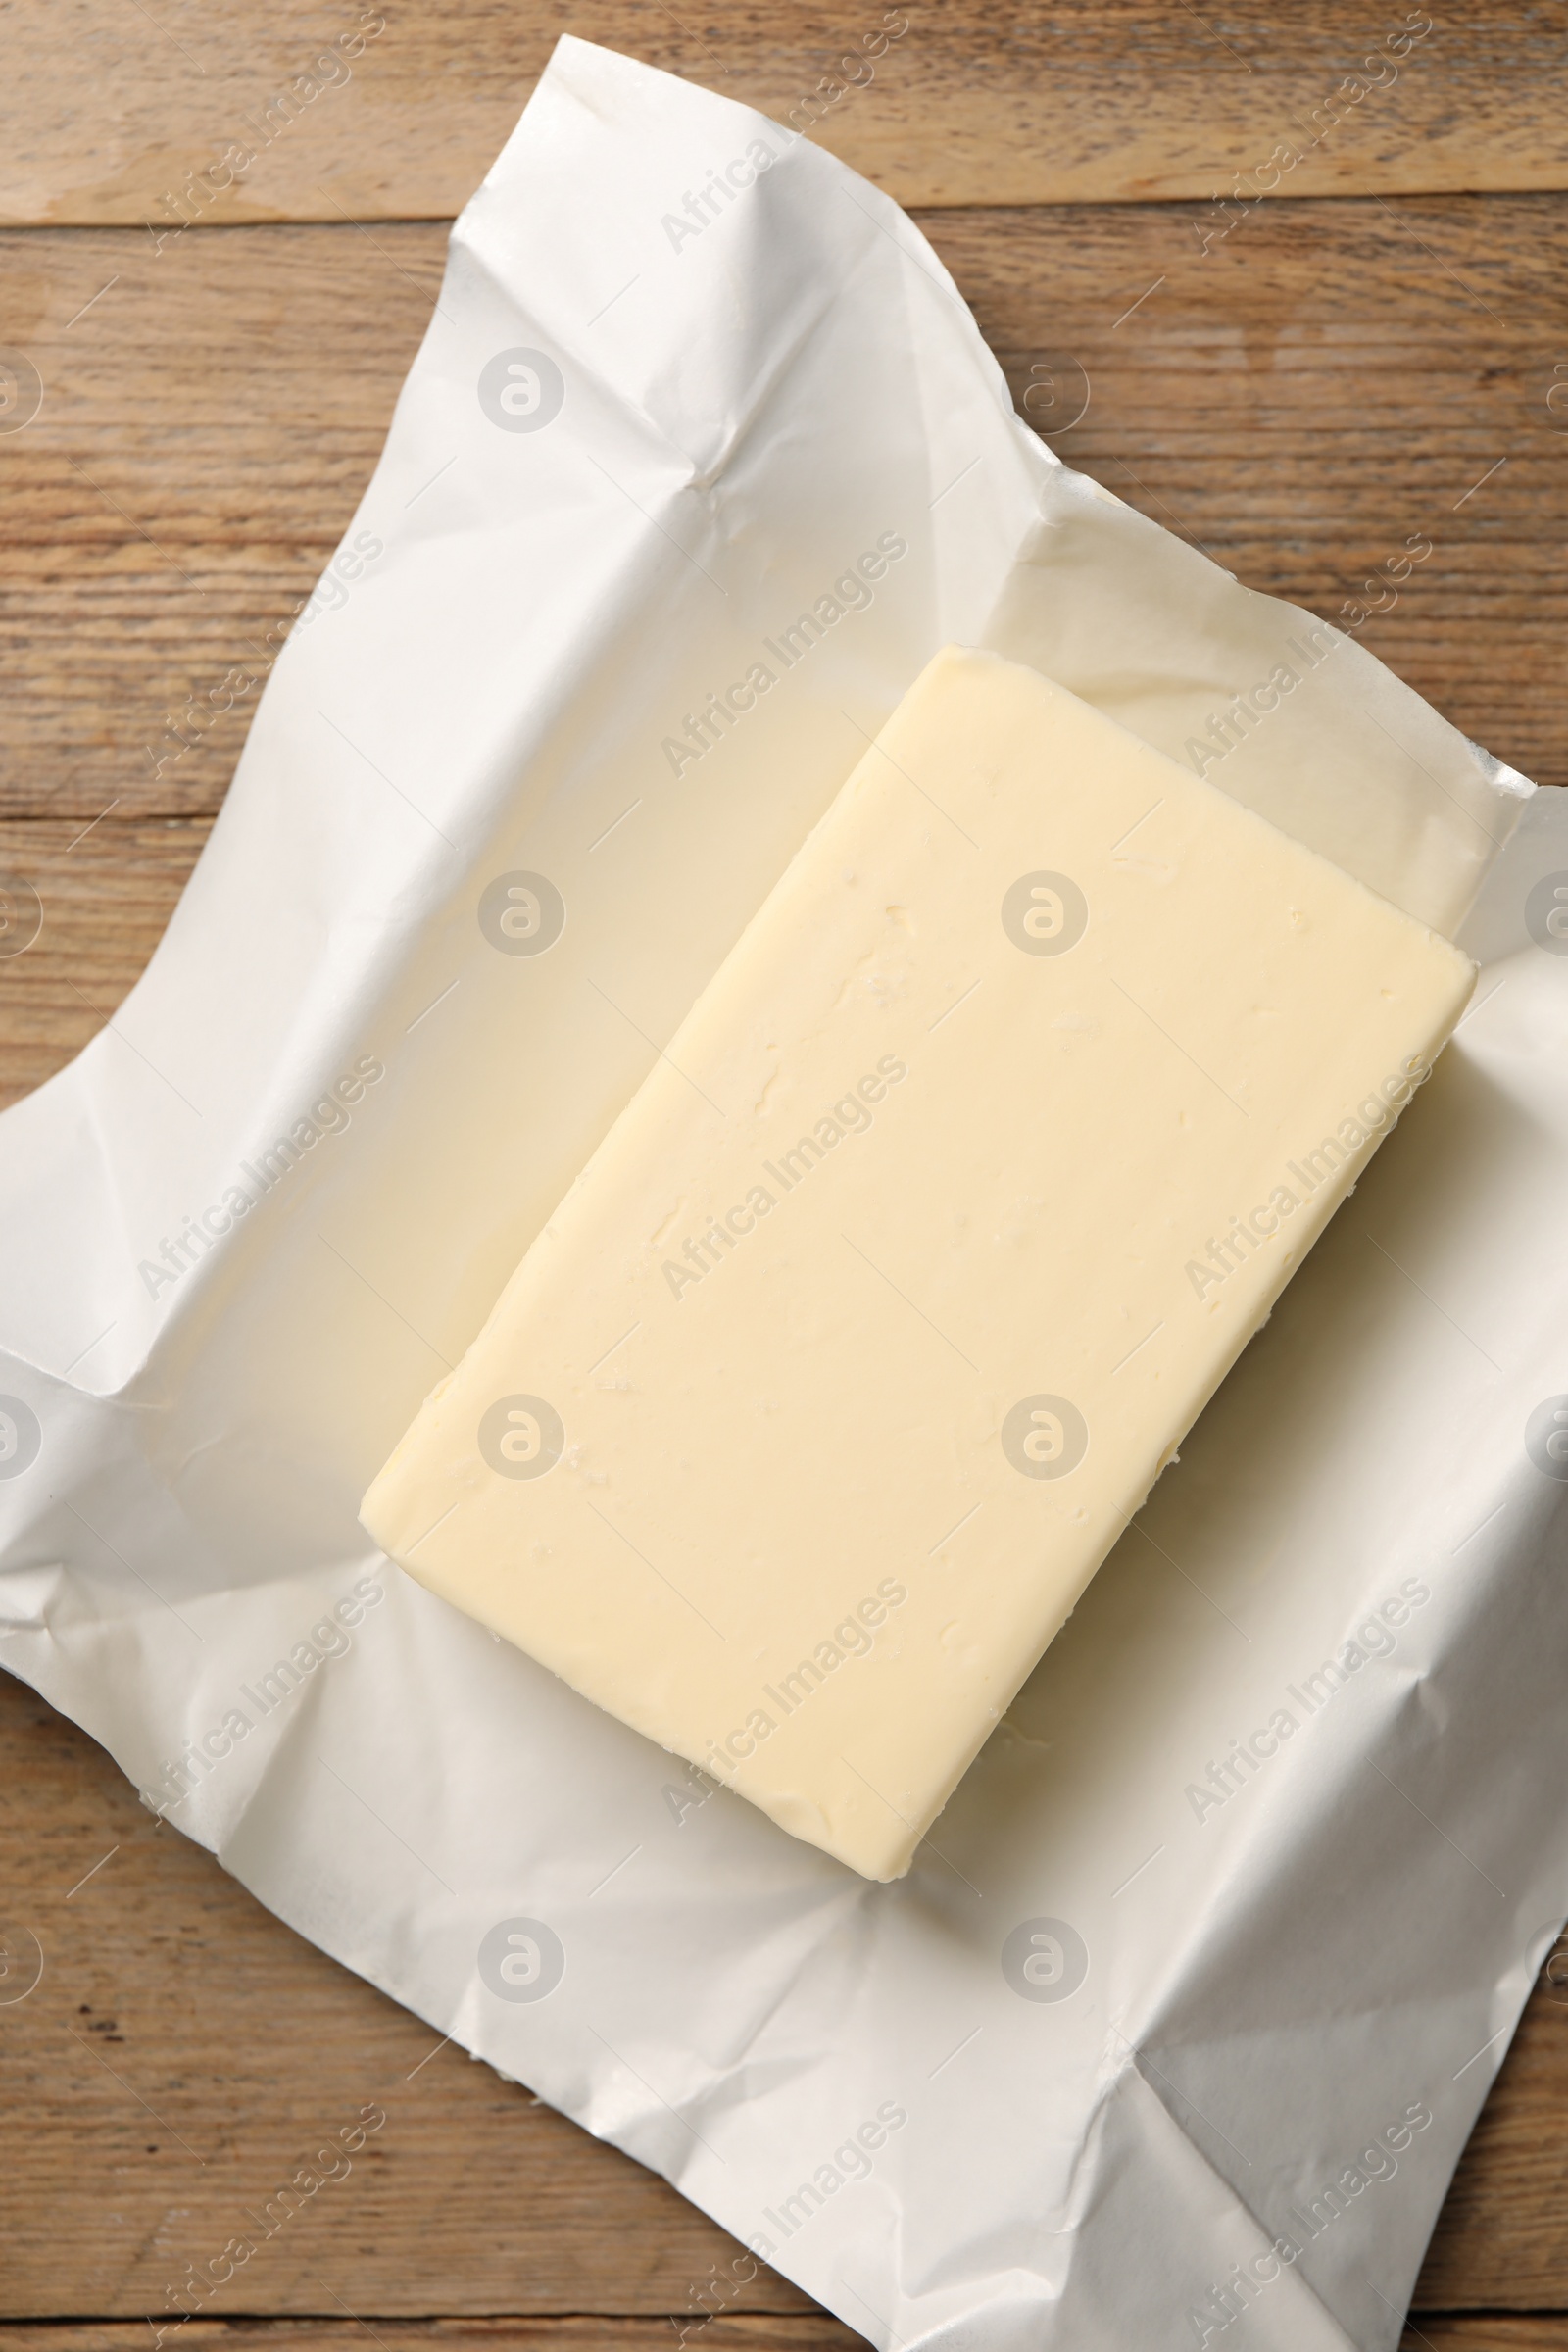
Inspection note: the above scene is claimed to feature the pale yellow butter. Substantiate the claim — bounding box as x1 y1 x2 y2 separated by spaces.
362 648 1474 1880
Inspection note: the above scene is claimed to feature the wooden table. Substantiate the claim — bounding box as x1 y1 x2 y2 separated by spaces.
2 7 1565 2345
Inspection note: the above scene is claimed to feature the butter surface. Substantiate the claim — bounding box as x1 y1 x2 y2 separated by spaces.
362 648 1474 1879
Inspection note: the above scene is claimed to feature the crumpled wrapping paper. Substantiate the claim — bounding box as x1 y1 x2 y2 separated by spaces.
1 36 1562 2350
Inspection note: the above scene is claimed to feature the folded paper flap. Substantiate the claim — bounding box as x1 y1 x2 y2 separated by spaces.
465 36 930 492
982 466 1532 940
1068 2072 1366 2352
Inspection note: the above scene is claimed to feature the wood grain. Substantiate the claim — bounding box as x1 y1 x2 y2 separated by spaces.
1 2325 1562 2352
3 1 1567 224
0 2332 857 2352
1416 1973 1568 2311
0 220 439 826
0 2329 1565 2352
1401 2330 1568 2351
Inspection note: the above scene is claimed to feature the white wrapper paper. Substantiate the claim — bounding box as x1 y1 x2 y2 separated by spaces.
2 38 1564 2350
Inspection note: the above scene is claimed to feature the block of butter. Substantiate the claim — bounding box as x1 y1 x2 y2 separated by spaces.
363 647 1474 1880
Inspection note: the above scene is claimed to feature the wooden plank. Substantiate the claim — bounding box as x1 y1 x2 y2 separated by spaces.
3 1662 1568 2322
2 2330 858 2352
0 219 441 824
1414 1964 1568 2311
1400 2330 1568 2350
2 1 1566 223
1 198 1561 840
0 2322 1563 2352
0 2329 1565 2352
